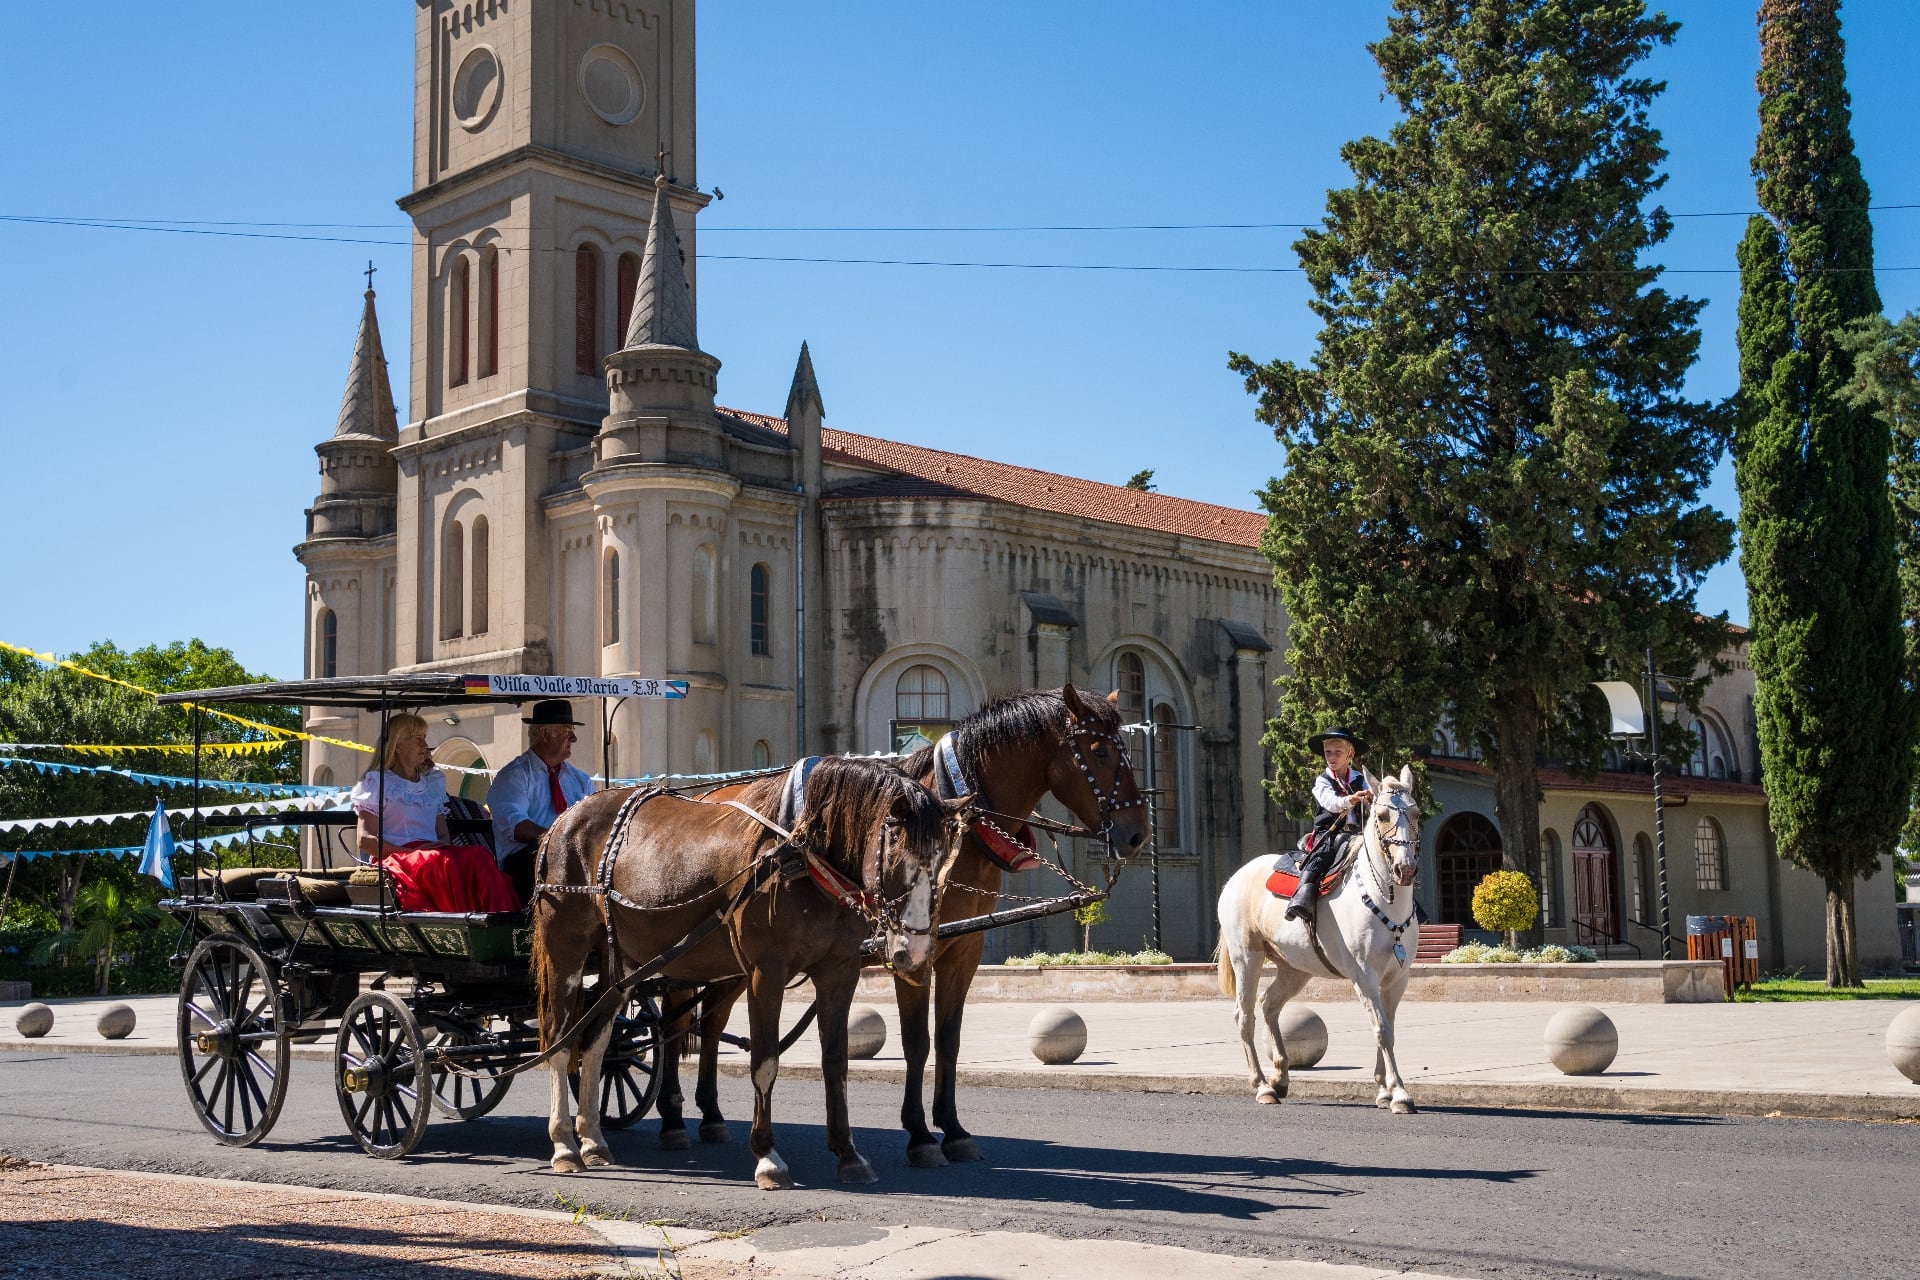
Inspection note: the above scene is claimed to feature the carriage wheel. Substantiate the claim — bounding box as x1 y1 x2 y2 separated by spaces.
429 1022 513 1121
177 933 290 1148
570 994 664 1130
335 991 433 1158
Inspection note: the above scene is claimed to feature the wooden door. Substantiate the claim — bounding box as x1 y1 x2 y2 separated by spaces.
1571 807 1617 944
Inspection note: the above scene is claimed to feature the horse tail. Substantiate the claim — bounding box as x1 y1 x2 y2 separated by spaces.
1215 937 1236 999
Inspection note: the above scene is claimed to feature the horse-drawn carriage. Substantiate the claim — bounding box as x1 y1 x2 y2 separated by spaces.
155 674 1150 1181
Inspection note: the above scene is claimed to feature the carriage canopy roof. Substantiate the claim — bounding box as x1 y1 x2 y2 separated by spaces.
153 673 690 712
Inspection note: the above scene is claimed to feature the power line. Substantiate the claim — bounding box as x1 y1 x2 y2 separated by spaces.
1 214 1914 275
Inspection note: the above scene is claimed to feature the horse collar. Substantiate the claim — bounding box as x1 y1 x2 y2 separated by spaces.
935 732 1040 872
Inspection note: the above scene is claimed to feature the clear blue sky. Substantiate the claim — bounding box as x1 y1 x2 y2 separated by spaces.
3 2 1916 680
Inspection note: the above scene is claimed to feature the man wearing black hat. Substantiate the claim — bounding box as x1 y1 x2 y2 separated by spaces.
1286 727 1374 923
490 699 595 904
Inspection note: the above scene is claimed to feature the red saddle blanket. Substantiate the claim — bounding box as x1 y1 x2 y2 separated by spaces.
1265 855 1348 900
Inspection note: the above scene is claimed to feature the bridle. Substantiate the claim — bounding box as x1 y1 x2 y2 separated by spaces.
1357 786 1421 964
937 716 1147 864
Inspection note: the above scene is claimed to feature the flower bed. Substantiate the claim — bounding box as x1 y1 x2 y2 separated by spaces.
1005 949 1173 967
1440 942 1598 964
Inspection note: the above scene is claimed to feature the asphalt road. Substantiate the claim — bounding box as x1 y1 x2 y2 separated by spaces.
0 1049 1909 1280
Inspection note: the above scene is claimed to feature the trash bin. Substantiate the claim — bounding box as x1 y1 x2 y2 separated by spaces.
1685 914 1758 997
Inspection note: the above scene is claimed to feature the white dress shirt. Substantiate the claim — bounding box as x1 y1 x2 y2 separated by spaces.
489 751 595 861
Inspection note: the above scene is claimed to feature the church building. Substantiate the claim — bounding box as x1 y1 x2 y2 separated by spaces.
295 0 1286 961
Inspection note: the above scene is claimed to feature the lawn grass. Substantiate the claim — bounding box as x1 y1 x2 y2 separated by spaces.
1734 975 1920 1002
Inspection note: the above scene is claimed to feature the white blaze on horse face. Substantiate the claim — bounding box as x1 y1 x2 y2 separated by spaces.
896 862 936 970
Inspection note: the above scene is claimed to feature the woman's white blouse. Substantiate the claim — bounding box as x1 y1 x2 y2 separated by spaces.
349 768 448 846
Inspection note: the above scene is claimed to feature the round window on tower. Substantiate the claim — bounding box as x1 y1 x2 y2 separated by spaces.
451 45 502 131
579 44 645 127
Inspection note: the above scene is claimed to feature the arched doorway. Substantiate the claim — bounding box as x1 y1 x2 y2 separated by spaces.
1571 805 1619 944
1436 813 1502 926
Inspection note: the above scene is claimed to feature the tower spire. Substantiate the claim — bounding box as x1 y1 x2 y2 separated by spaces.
334 286 398 440
786 340 824 422
621 172 698 350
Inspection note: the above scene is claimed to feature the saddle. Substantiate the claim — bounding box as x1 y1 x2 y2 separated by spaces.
1264 848 1350 901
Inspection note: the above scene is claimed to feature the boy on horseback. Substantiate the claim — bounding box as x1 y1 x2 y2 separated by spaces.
1285 727 1373 922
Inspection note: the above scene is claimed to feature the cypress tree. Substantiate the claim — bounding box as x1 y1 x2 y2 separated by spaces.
1733 0 1913 987
1232 0 1731 933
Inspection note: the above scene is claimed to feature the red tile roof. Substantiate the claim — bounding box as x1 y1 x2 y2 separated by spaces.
722 407 1267 548
1427 757 1766 801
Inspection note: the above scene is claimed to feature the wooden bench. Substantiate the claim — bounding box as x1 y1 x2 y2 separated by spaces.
1414 923 1462 963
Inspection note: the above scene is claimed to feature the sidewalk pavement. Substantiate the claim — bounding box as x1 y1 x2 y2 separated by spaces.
5 989 1918 1120
0 1159 1470 1280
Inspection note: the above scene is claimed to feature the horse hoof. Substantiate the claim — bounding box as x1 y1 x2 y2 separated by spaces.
1255 1086 1279 1105
659 1128 692 1151
942 1137 983 1164
838 1155 877 1185
699 1121 730 1144
1391 1099 1418 1115
551 1151 586 1174
754 1155 794 1190
907 1143 948 1169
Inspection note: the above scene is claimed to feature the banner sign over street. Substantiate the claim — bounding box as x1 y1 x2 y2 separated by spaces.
462 674 688 699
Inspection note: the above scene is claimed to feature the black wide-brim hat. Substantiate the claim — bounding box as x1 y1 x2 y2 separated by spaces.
523 698 585 727
1307 726 1367 755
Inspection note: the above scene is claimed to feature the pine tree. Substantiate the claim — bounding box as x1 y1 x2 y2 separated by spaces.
1733 0 1913 988
1230 0 1731 929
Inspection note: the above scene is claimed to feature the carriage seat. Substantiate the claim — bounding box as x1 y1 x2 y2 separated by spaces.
253 873 353 907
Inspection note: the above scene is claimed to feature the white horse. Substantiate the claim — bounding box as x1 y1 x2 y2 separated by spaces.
1215 764 1423 1112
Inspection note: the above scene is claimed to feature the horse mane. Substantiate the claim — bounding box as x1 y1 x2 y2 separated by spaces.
795 756 945 881
899 687 1119 783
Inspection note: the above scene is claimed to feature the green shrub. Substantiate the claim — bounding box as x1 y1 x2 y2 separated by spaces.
1439 942 1598 964
1471 870 1539 945
1004 949 1174 967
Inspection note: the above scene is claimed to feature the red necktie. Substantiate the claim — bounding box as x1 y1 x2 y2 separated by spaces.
548 765 569 818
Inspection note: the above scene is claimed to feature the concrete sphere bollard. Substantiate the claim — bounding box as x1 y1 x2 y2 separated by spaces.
846 1005 887 1060
1276 1006 1328 1069
1028 1006 1087 1065
1544 1005 1618 1075
1887 1005 1920 1085
15 1003 53 1038
96 1003 136 1041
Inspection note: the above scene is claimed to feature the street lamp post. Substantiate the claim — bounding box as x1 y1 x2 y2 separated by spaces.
1122 718 1201 954
1645 647 1673 961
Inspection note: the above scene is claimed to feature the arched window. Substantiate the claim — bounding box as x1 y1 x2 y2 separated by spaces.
314 765 334 789
1116 652 1145 721
751 739 771 769
469 515 489 635
1436 813 1502 926
1150 702 1181 851
1695 818 1726 891
478 247 500 378
689 544 716 644
449 256 471 387
603 548 620 646
319 608 338 678
750 563 770 656
574 245 601 374
441 520 465 640
617 252 640 343
894 665 949 722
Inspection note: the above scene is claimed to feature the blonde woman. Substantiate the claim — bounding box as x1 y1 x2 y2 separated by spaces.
350 713 518 913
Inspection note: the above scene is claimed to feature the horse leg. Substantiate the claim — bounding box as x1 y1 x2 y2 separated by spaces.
929 933 985 1162
1222 934 1275 1102
1379 972 1417 1114
745 963 793 1189
894 962 943 1166
572 1013 618 1166
695 978 746 1144
1258 962 1311 1103
535 905 591 1174
811 960 873 1184
1351 969 1416 1114
654 988 695 1151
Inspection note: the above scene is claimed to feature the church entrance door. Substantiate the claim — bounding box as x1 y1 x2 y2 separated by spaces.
1571 806 1618 945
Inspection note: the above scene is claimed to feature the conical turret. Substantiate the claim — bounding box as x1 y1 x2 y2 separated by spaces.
621 172 699 351
305 287 398 540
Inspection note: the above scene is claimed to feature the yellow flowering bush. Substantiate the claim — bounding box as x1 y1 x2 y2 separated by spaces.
1471 869 1539 946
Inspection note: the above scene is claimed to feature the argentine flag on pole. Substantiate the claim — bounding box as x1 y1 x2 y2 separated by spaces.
138 797 175 890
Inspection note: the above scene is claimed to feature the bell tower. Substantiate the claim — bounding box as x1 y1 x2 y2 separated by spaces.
389 0 708 677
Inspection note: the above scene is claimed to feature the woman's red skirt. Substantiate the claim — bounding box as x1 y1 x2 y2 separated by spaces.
380 843 519 913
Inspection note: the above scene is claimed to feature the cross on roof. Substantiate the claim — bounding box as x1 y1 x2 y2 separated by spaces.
364 260 377 291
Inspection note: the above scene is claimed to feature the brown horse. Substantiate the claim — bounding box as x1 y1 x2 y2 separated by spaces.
531 756 966 1187
652 687 1148 1166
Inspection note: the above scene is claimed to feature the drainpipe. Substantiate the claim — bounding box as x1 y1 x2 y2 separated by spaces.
794 487 805 756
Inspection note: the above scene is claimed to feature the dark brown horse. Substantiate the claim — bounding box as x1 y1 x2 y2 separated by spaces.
656 685 1148 1167
532 756 965 1187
